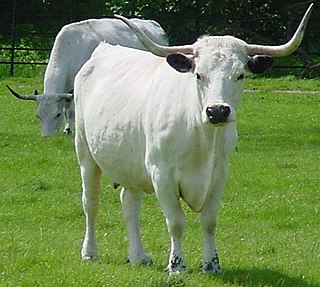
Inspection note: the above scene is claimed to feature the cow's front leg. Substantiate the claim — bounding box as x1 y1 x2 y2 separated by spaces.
120 188 152 265
153 182 186 274
63 101 74 134
63 125 72 134
200 192 223 274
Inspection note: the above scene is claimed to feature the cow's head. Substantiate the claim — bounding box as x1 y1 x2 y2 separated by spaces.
166 39 274 125
115 3 313 125
6 85 73 136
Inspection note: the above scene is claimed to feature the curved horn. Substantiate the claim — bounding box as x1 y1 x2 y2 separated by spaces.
114 14 194 57
246 3 314 57
6 85 37 101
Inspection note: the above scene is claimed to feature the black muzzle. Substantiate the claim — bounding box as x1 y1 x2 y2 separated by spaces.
206 105 230 124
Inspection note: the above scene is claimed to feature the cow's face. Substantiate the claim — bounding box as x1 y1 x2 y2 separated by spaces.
166 36 273 126
36 96 65 136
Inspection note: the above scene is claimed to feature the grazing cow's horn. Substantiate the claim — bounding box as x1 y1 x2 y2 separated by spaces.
246 3 313 57
114 14 194 57
6 85 37 101
59 93 74 101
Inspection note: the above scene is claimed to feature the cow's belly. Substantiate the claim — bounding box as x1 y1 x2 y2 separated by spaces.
85 125 154 193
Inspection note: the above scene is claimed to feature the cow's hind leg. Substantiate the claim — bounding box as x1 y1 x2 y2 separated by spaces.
120 188 152 265
77 138 102 260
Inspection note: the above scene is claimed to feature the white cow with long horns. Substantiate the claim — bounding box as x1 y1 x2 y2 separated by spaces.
74 4 313 274
7 18 168 136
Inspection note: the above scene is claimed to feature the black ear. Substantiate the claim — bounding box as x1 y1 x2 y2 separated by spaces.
247 55 274 74
166 54 194 73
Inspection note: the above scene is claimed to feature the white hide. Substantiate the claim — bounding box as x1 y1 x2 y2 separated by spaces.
75 37 247 274
39 18 168 136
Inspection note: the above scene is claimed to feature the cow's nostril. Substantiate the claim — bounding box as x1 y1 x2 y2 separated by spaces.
206 105 230 124
206 107 213 115
221 106 230 118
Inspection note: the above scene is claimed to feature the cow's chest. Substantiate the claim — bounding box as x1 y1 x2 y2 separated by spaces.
145 124 237 212
176 148 228 212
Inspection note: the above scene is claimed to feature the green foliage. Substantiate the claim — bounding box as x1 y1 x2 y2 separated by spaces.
0 75 319 286
0 34 50 77
0 62 46 78
1 1 319 76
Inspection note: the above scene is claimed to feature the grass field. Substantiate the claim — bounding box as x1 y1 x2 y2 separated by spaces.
0 75 319 287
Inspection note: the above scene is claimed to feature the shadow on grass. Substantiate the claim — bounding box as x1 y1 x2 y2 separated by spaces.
139 265 319 287
221 268 319 287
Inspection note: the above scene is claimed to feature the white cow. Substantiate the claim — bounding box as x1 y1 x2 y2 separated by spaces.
6 18 168 136
74 5 312 275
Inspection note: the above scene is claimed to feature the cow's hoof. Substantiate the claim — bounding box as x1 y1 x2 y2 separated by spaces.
140 257 153 266
82 254 98 261
165 255 186 275
203 265 222 275
201 260 222 274
113 182 121 189
81 248 98 261
63 128 72 134
201 251 222 274
165 265 186 276
127 254 153 266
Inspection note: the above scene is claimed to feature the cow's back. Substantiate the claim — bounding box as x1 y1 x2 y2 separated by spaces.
44 18 168 93
77 18 168 48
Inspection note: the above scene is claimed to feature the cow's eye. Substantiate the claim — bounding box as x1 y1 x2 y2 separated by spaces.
196 73 201 80
56 113 62 119
236 74 245 81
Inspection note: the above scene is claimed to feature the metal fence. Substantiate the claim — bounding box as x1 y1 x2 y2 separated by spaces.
1 0 319 76
0 0 78 75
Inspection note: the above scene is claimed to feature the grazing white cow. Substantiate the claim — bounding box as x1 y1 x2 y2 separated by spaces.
74 5 312 275
6 18 168 136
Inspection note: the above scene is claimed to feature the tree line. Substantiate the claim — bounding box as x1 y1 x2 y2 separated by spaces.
0 0 319 77
1 0 317 45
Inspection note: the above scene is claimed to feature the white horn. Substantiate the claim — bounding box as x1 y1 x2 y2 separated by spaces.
246 3 314 57
6 85 37 101
59 93 73 101
115 14 194 57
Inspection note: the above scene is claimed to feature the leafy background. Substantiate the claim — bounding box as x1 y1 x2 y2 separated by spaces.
0 0 319 77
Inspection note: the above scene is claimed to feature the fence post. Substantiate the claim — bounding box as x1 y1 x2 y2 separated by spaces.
130 0 136 17
10 0 17 76
195 0 201 36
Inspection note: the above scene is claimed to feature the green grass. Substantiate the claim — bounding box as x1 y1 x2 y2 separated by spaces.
245 75 320 91
0 75 319 287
